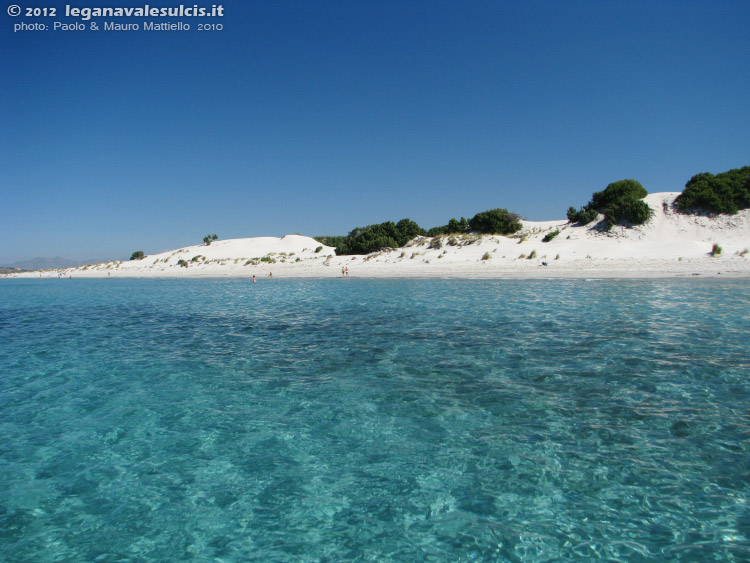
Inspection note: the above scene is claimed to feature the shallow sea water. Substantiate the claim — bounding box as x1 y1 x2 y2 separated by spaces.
1 278 749 562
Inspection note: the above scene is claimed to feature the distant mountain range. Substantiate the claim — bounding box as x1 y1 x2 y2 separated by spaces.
1 257 116 271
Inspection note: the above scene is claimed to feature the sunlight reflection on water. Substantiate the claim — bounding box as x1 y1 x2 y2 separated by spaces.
0 278 749 561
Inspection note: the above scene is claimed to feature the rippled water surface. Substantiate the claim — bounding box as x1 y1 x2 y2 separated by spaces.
1 278 749 561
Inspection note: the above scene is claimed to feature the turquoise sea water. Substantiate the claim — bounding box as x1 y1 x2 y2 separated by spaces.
1 278 749 562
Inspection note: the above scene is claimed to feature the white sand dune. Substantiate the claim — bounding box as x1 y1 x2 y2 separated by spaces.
8 193 750 279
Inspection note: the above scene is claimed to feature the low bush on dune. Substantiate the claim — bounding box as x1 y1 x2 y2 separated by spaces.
566 207 599 225
313 236 346 251
675 166 750 215
427 217 469 237
605 196 652 227
567 179 651 229
542 230 560 242
130 251 144 261
468 208 522 235
317 206 523 255
317 219 426 255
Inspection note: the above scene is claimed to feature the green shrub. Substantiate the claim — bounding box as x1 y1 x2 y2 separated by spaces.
468 208 522 235
528 250 537 259
315 246 323 253
177 259 188 267
313 236 346 251
542 230 560 242
317 207 523 255
568 179 650 229
203 234 219 246
130 251 145 261
567 206 599 225
711 243 722 257
429 238 443 250
393 219 426 244
191 255 202 262
675 166 750 214
605 199 651 228
326 218 427 255
590 179 647 210
427 217 469 236
481 252 492 260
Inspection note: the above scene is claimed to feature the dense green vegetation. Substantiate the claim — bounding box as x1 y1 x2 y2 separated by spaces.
317 208 522 255
317 219 425 255
425 209 521 239
427 217 468 237
568 179 650 229
566 206 599 225
468 208 523 235
130 251 144 260
674 166 750 214
313 236 347 251
203 234 219 246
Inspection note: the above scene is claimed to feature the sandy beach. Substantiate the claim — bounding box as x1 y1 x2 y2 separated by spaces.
7 193 750 279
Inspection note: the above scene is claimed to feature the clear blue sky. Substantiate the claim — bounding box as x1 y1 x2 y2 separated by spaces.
2 0 748 263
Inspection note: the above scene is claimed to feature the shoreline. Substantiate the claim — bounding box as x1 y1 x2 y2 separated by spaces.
5 258 750 280
5 193 749 281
